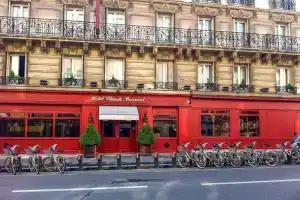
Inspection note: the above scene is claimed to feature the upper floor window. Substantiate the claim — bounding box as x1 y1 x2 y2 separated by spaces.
10 4 29 18
198 64 214 84
234 20 247 33
233 65 249 85
104 59 125 88
65 7 84 21
276 67 290 86
276 24 289 36
155 61 175 89
62 56 83 86
157 14 173 28
5 54 27 85
107 10 125 24
269 0 296 11
198 18 213 31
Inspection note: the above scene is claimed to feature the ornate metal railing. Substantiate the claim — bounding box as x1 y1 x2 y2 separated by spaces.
196 83 219 91
228 0 255 6
232 84 255 93
0 76 29 85
1 16 300 52
59 78 85 87
276 85 297 94
102 80 128 89
189 0 221 3
269 0 296 10
154 82 178 90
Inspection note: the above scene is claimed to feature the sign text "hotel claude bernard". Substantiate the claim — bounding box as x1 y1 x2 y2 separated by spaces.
91 96 145 102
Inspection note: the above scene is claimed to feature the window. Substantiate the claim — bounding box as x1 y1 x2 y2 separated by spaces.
62 56 83 79
275 24 289 50
65 8 84 21
276 24 288 36
55 113 80 137
198 18 213 45
107 10 125 24
153 115 177 137
201 110 230 136
105 59 125 88
233 65 249 85
234 20 247 47
157 14 173 43
276 67 290 86
156 61 174 89
27 113 53 137
106 10 125 40
240 111 259 137
198 64 214 83
0 112 25 137
235 20 246 33
6 54 26 84
10 4 29 17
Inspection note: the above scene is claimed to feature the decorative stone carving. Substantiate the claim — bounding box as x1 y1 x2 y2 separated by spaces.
150 2 181 13
40 41 47 52
227 9 256 19
83 42 89 54
152 46 158 58
229 51 238 62
217 50 225 61
252 53 260 62
26 40 32 51
186 48 192 59
55 41 61 52
272 54 282 64
0 38 4 51
195 49 201 61
176 48 183 59
293 56 300 65
57 0 90 5
126 45 131 57
111 48 120 56
192 6 221 16
139 46 144 58
261 54 271 64
100 43 105 53
269 12 295 23
103 0 128 9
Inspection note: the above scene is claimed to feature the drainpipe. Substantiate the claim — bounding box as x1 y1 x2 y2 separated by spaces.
96 0 100 38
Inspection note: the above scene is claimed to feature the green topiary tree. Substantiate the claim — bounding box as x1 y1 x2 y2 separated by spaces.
137 124 155 145
80 124 101 146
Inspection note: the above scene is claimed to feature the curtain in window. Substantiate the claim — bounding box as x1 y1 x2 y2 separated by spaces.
105 59 124 81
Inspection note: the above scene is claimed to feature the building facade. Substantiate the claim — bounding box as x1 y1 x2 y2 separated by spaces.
0 0 300 153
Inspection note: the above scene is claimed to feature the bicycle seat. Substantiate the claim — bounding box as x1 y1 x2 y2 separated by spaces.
49 144 58 152
7 145 19 155
264 144 271 147
28 145 40 153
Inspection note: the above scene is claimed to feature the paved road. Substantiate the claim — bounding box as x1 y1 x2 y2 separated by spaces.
1 165 300 200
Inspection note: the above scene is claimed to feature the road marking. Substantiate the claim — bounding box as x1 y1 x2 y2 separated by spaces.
201 179 300 186
12 185 148 193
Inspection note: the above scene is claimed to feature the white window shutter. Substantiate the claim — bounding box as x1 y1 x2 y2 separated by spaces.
23 7 29 18
276 68 280 86
105 60 114 80
198 65 204 83
63 57 71 78
167 62 173 82
74 58 83 79
10 55 20 76
233 66 238 84
156 62 163 82
114 60 124 80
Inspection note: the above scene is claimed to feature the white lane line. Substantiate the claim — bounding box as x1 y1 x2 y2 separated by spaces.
201 179 300 186
12 185 148 193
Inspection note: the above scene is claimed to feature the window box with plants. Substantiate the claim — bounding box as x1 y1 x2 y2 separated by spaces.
137 114 155 155
80 124 101 158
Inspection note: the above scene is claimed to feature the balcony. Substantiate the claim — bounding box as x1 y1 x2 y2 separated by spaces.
269 0 296 10
102 79 128 89
59 78 85 87
0 76 29 85
228 0 255 6
232 84 255 93
196 83 219 91
187 0 221 3
276 85 297 94
1 16 300 53
154 82 178 90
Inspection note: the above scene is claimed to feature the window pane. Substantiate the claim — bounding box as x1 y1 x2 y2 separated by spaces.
153 120 177 137
103 121 115 137
197 65 203 83
119 122 131 137
0 112 25 118
0 119 25 137
240 116 259 137
55 119 80 137
28 113 53 118
234 66 238 84
201 113 230 136
56 113 80 118
240 67 247 84
201 115 213 136
27 119 53 137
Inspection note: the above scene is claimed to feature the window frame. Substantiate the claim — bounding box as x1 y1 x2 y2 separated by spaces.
233 64 249 85
275 23 289 37
9 3 30 18
105 58 125 81
239 110 260 137
276 67 291 86
197 63 214 84
106 9 125 24
201 109 230 137
155 60 174 83
62 55 83 79
65 6 84 21
198 17 213 31
6 53 27 78
234 20 247 33
153 114 178 138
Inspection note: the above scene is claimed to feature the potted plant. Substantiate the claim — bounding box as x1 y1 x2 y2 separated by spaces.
286 83 294 92
64 74 75 86
80 124 101 158
137 123 155 156
107 76 120 87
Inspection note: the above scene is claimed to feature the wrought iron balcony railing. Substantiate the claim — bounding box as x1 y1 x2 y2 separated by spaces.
276 85 297 94
232 84 255 93
0 16 300 53
0 76 29 85
154 82 178 90
189 0 221 3
102 79 128 89
59 78 85 87
196 83 219 91
269 0 296 10
228 0 255 6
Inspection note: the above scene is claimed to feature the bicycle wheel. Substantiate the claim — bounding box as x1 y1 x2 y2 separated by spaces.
176 152 189 168
35 157 40 174
230 153 242 168
56 156 66 174
4 157 13 173
247 153 260 167
213 153 225 168
43 156 56 172
195 153 207 169
278 151 287 165
28 157 36 172
265 152 279 167
12 158 17 175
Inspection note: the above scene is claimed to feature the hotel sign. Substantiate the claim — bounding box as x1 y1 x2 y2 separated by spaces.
91 96 145 102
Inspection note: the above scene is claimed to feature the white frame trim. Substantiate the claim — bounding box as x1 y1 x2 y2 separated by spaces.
233 64 249 85
104 58 125 81
9 3 30 18
275 23 290 36
197 63 215 84
198 17 214 31
64 6 85 21
276 67 291 86
61 55 84 79
106 9 125 24
234 19 248 33
6 53 27 78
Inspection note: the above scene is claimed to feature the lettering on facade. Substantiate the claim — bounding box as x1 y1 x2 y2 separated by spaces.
91 96 146 102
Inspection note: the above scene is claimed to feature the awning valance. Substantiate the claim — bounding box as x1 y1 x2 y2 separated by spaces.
99 106 139 120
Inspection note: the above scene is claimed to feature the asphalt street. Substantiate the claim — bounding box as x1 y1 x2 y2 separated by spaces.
1 165 300 200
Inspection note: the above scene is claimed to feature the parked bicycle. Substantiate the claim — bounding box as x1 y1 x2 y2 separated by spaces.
239 141 261 167
26 145 41 174
42 144 66 174
222 142 243 168
3 145 21 175
203 142 226 168
255 144 279 167
176 142 207 168
276 141 300 164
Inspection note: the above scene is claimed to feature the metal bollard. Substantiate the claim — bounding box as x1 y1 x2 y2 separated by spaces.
136 153 140 169
153 152 159 168
37 156 42 171
77 155 83 171
18 156 22 172
172 152 177 168
97 154 102 170
115 153 121 170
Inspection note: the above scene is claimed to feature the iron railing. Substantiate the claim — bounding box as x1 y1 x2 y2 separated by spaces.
232 84 255 93
0 76 29 85
59 78 85 87
276 85 297 94
228 0 255 6
154 82 178 90
0 16 299 53
269 0 296 10
189 0 221 3
196 83 219 91
102 80 128 89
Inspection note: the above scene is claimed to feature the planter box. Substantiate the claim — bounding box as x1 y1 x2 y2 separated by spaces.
140 144 151 156
84 145 96 158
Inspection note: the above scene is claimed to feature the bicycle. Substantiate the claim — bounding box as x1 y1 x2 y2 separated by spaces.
42 144 66 174
26 145 41 174
255 143 279 167
239 141 261 167
276 141 300 164
202 142 225 168
3 145 21 175
222 142 243 168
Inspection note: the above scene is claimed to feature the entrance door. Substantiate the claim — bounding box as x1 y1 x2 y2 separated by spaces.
101 121 136 153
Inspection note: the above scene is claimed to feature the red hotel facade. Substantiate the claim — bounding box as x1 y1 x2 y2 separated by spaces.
0 89 300 154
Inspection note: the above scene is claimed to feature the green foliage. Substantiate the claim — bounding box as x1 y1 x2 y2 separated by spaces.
137 124 155 145
80 124 101 146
